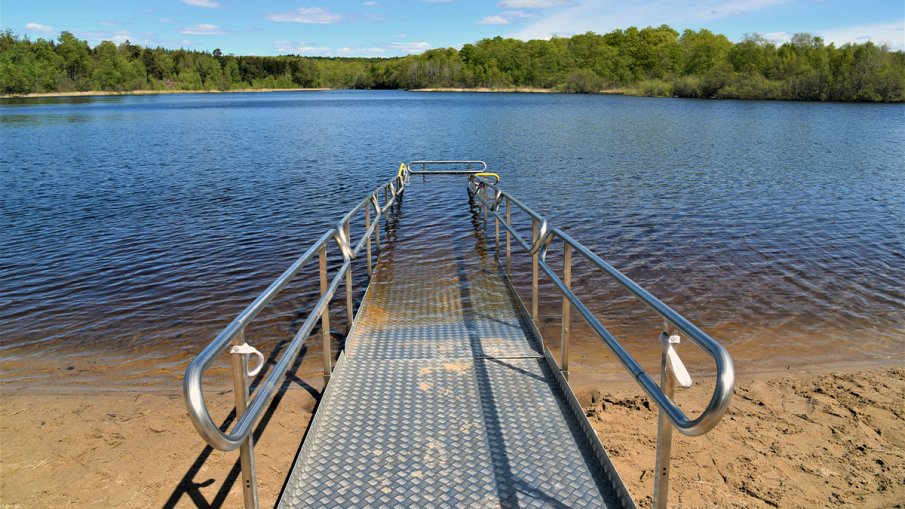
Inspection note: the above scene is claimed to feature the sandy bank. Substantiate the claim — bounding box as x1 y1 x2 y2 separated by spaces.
409 87 556 93
409 87 626 94
0 88 331 99
1 367 902 507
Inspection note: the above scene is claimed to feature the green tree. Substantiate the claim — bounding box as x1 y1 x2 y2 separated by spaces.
56 31 91 89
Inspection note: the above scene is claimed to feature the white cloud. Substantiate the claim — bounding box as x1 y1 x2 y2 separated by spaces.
274 40 392 56
267 7 343 24
25 22 53 33
274 40 332 54
75 29 143 45
388 41 432 53
363 0 379 5
480 15 511 25
743 21 905 51
480 10 533 24
180 24 226 35
760 31 792 44
181 0 221 7
511 0 791 41
695 0 785 21
337 46 386 55
818 21 905 51
498 0 572 7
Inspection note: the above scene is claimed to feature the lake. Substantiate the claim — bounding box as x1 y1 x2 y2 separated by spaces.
1 90 903 389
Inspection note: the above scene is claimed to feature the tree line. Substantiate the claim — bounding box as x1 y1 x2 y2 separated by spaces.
2 26 903 102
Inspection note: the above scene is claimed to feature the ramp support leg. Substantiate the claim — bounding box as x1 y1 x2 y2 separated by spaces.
230 329 259 509
560 242 572 380
653 323 676 509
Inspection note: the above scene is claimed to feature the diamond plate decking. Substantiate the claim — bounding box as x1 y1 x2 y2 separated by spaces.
279 181 634 508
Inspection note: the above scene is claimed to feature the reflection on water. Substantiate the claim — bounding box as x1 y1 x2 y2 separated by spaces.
0 113 94 126
0 91 902 389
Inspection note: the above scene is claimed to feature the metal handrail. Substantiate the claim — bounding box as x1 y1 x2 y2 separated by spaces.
469 174 734 508
183 161 733 509
407 160 488 173
183 171 408 508
469 175 734 436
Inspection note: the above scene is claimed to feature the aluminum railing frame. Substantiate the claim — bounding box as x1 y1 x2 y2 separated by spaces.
467 174 735 509
183 170 409 509
184 160 734 509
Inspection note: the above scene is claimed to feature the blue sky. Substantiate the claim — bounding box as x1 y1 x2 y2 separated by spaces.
3 1 903 56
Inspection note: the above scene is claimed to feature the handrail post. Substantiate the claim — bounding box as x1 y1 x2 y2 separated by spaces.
505 197 511 276
494 205 500 255
230 328 259 509
653 323 676 509
531 219 539 323
375 196 381 252
560 242 572 379
344 222 354 334
319 244 331 382
365 200 372 277
483 185 488 223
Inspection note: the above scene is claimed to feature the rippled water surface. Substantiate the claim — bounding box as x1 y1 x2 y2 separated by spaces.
1 91 903 388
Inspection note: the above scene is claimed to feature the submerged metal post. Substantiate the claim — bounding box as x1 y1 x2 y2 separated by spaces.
319 245 331 381
230 329 259 509
505 198 511 276
531 219 539 323
495 208 500 255
344 222 354 334
483 185 488 223
365 200 372 277
560 242 572 379
653 323 676 509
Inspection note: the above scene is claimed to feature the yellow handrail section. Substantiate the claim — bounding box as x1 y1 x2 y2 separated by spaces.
474 172 501 183
397 163 408 178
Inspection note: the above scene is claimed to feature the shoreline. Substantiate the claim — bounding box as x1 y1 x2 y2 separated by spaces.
406 86 626 95
1 354 898 397
1 364 902 507
0 87 332 99
1 86 628 100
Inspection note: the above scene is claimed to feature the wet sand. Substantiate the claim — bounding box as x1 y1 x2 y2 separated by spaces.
1 366 902 508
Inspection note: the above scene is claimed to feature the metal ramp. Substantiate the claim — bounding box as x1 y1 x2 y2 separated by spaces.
184 161 734 509
278 177 629 507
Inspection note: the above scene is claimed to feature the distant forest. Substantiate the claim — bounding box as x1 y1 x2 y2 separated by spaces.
2 26 904 102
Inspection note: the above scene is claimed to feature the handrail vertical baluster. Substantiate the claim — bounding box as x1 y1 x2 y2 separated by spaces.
495 204 500 256
365 200 372 277
344 222 354 334
231 328 259 509
483 185 488 223
531 218 539 323
561 242 572 379
506 197 511 276
319 244 331 381
654 323 676 509
375 193 382 252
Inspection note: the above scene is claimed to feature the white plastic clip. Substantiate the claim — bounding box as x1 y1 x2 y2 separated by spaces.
659 332 692 388
230 343 265 377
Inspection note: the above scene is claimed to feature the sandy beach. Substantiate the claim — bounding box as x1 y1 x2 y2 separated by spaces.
1 366 902 508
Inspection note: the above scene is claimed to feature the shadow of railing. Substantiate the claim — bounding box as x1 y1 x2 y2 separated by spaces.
163 203 404 509
161 333 325 509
